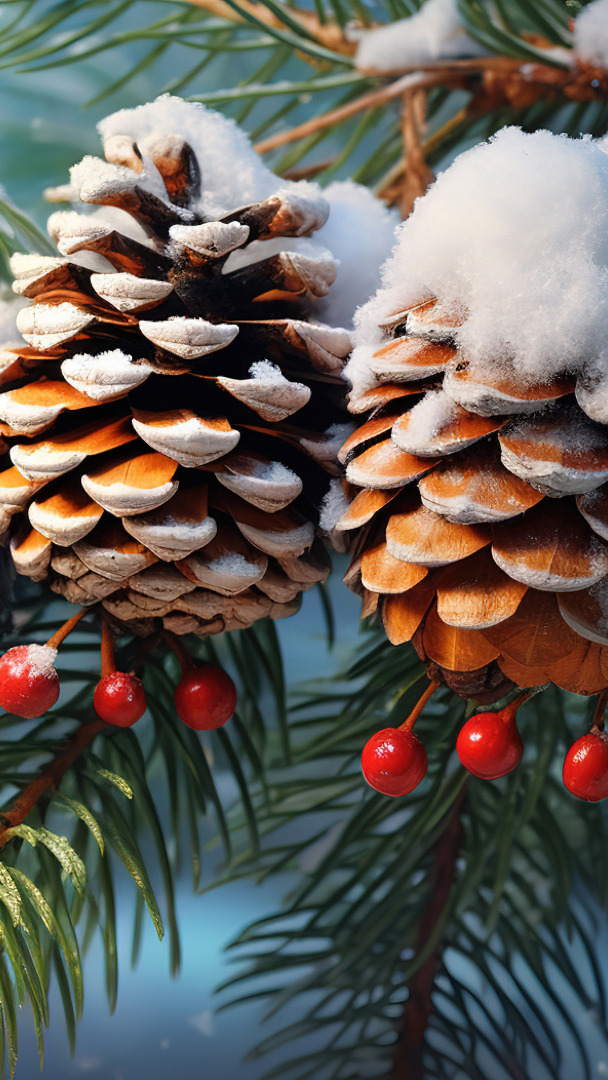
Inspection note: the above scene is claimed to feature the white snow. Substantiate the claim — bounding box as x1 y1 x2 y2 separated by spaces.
319 477 351 532
350 127 608 395
574 0 608 69
250 460 296 483
249 359 287 384
316 181 399 328
95 96 397 328
400 388 455 443
99 96 279 220
201 552 262 576
0 292 25 346
353 0 487 73
70 157 141 202
21 644 57 680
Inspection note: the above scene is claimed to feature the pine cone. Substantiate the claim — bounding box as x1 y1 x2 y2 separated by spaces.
0 105 351 637
336 129 608 703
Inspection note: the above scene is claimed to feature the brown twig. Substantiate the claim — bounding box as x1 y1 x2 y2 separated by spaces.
0 717 107 850
399 87 435 219
284 157 337 180
377 103 471 203
254 70 454 153
390 787 465 1080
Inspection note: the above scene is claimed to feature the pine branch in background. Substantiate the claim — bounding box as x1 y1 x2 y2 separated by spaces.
1 1 606 204
219 630 608 1080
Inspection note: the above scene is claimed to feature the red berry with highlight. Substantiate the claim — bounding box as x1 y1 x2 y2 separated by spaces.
0 644 59 719
94 671 146 728
563 731 608 802
361 728 427 797
456 707 523 779
175 663 237 730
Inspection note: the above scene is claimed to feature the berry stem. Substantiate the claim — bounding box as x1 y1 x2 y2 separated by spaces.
0 633 160 849
163 629 194 674
504 682 549 717
100 619 116 678
45 608 87 651
0 717 106 849
399 680 440 733
592 688 608 733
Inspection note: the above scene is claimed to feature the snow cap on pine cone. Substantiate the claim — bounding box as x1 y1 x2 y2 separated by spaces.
0 96 394 638
335 126 608 702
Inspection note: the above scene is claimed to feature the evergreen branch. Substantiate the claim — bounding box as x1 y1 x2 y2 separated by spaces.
218 635 608 1079
0 717 106 849
254 69 454 153
391 786 465 1080
0 582 303 1073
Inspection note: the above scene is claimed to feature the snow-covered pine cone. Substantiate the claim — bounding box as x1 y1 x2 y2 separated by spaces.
0 102 352 637
335 127 608 703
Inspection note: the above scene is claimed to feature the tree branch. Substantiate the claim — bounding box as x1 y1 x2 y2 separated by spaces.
255 70 455 153
0 718 107 849
391 786 466 1080
399 88 435 222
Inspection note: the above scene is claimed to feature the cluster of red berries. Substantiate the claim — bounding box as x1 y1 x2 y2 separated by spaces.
0 616 236 732
361 686 608 804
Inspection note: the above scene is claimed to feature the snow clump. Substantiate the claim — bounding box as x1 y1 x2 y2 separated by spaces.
349 127 608 396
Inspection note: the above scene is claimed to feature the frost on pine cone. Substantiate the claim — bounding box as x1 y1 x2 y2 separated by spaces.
336 127 608 702
0 98 354 637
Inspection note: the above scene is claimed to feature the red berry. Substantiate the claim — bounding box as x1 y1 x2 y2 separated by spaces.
456 707 523 779
0 644 59 719
175 663 237 730
361 728 427 797
563 731 608 802
94 671 146 728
